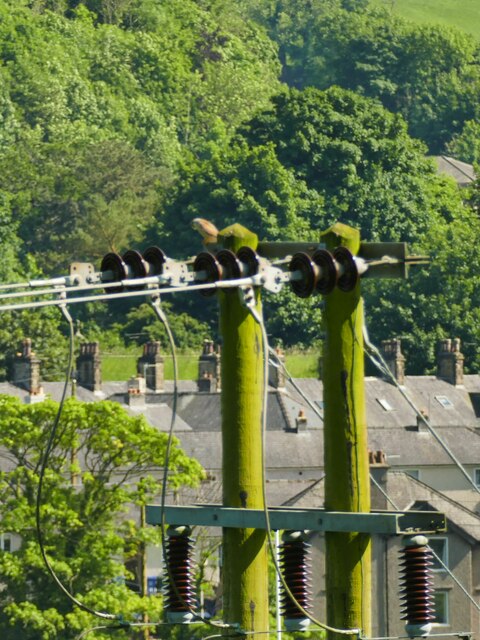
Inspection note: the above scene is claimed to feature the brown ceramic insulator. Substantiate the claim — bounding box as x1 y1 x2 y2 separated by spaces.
193 252 222 297
100 252 128 293
279 536 312 619
164 533 196 612
399 544 435 623
289 253 318 298
333 246 359 292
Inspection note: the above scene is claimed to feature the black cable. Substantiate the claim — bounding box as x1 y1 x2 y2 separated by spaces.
150 296 235 633
35 302 121 622
241 290 360 637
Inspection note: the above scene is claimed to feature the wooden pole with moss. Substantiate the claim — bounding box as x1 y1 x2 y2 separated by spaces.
218 223 269 637
321 223 371 640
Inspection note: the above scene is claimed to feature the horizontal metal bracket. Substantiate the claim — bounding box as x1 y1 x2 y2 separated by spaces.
146 505 446 535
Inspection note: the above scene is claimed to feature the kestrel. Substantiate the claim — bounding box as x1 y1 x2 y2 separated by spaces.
191 218 219 244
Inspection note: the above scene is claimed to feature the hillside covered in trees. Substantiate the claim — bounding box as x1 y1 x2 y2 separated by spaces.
0 0 479 376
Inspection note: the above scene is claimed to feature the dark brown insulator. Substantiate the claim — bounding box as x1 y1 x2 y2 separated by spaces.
279 532 312 620
164 527 196 613
399 538 435 626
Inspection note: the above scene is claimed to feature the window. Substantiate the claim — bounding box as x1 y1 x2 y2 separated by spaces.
0 534 11 552
435 395 454 409
147 576 161 595
475 469 480 489
429 537 448 571
433 590 449 625
377 398 394 411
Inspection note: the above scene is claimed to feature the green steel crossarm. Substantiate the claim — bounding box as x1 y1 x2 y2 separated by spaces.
145 505 446 535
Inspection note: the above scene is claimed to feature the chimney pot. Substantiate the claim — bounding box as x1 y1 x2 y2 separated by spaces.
12 339 41 394
137 341 164 392
269 346 286 389
76 342 102 393
198 341 220 392
437 337 464 385
381 338 405 385
295 409 307 432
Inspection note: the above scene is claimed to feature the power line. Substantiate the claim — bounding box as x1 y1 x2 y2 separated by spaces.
361 307 480 495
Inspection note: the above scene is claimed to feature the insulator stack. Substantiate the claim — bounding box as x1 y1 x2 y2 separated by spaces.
399 535 435 638
164 525 196 623
279 530 312 631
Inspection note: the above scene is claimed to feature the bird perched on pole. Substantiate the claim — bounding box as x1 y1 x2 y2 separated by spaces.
191 218 219 245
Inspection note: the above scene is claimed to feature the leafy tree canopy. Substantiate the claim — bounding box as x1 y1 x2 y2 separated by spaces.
158 86 477 366
0 395 204 639
241 0 480 153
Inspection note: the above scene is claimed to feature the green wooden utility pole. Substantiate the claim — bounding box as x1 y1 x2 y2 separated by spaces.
322 223 371 640
218 224 269 638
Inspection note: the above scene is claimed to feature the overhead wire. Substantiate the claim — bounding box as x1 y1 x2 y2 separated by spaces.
360 305 480 495
270 312 480 634
12 259 478 634
268 348 323 422
35 298 121 622
243 286 361 637
370 468 480 615
149 294 238 634
0 275 265 313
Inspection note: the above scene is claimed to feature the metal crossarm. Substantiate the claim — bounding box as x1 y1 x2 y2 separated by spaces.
146 505 446 535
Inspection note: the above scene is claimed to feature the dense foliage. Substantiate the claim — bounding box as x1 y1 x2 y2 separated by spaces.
0 0 478 372
242 0 480 153
0 395 204 639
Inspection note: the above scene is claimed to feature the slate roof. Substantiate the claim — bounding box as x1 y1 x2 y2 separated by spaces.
0 371 479 477
382 471 480 543
432 155 476 187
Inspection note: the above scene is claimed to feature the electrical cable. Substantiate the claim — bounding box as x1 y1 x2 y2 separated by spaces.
74 620 209 640
35 299 121 622
149 295 236 633
242 288 361 637
360 306 480 495
0 275 266 313
269 322 480 635
268 348 323 422
370 474 480 615
363 634 472 640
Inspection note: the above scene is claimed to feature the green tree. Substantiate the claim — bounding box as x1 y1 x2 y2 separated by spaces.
447 119 480 165
243 0 480 152
159 86 474 367
0 395 204 639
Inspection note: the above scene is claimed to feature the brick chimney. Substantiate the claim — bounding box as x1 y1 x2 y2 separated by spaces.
268 346 286 389
437 338 464 386
197 340 220 392
381 338 405 385
137 342 164 392
13 339 42 395
127 375 146 408
76 342 102 393
295 410 307 432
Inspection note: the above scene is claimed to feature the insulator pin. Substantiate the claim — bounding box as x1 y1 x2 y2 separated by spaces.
279 530 312 631
164 525 196 623
399 535 435 638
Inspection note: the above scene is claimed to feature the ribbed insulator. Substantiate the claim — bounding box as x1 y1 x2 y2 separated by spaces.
164 526 196 616
399 535 435 638
279 531 312 622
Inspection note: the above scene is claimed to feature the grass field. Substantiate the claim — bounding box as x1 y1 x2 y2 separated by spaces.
102 350 320 381
373 0 480 39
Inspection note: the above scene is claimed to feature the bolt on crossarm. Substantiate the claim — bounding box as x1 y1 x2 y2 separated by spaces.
218 224 269 638
321 223 371 640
